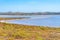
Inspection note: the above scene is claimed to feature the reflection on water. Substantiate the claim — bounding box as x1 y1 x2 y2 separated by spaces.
0 15 52 18
0 15 60 27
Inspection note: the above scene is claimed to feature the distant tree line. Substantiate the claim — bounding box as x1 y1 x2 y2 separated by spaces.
0 12 60 15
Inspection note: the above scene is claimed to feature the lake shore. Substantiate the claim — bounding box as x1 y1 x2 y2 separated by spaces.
0 17 29 20
0 22 60 40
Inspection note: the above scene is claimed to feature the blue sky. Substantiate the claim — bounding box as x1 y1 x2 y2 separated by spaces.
0 0 60 12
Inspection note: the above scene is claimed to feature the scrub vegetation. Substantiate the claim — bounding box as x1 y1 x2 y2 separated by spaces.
0 22 60 40
0 18 27 20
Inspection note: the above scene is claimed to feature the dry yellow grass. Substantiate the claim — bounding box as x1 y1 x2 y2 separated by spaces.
0 18 26 20
0 22 60 40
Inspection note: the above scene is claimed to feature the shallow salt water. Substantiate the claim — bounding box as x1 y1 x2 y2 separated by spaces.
1 15 60 27
0 15 52 18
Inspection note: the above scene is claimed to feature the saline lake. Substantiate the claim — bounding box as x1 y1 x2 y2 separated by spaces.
0 15 60 27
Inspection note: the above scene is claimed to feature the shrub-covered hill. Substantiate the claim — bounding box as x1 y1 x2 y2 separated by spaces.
0 22 60 40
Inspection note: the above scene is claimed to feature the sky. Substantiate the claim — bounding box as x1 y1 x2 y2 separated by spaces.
0 0 60 12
